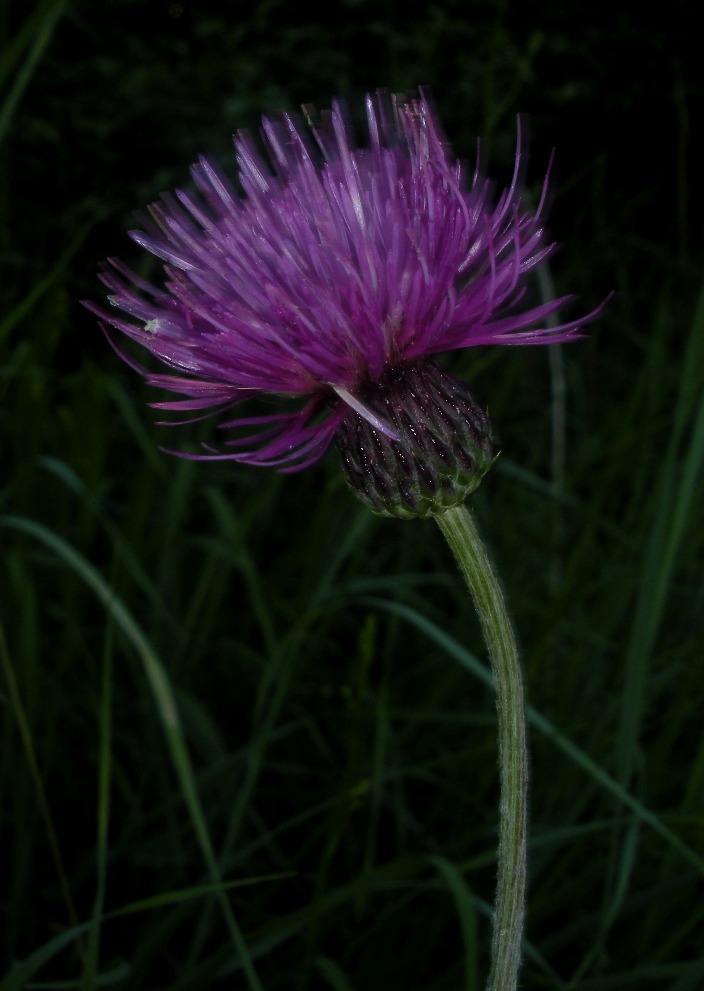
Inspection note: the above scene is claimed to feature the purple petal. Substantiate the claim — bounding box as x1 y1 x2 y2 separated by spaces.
86 89 604 470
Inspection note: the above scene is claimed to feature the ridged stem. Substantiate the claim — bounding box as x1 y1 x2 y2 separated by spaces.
435 504 528 991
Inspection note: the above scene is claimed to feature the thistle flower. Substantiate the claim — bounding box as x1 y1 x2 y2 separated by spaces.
87 91 599 518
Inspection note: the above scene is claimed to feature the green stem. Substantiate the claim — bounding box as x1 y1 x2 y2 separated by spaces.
435 504 528 991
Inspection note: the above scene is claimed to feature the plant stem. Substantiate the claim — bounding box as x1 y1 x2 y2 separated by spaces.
435 504 528 991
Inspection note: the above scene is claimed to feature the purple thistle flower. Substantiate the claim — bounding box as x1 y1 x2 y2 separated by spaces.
86 90 600 511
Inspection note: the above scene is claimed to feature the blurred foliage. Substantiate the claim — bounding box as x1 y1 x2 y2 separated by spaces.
1 1 703 988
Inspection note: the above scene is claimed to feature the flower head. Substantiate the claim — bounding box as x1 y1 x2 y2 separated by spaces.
87 90 600 515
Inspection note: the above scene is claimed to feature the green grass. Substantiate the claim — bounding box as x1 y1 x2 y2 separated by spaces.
2 1 703 988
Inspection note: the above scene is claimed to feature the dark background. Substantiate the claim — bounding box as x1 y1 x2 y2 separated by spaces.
2 1 703 989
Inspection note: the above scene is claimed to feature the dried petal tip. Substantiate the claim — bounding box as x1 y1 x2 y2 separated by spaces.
336 360 494 520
